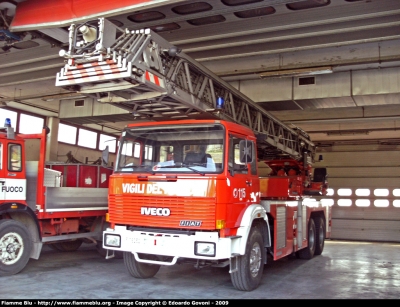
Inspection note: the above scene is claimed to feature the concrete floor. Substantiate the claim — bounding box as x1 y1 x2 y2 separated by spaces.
1 240 399 300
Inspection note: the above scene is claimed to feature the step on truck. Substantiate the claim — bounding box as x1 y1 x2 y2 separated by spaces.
56 18 331 291
0 119 113 276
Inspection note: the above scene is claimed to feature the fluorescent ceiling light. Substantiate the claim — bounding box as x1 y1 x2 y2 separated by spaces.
259 66 332 78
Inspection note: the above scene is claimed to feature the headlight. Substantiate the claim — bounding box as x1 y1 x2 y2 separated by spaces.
195 242 215 257
104 234 121 247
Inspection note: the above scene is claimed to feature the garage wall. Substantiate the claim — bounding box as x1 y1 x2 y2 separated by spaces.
316 144 400 243
25 141 116 167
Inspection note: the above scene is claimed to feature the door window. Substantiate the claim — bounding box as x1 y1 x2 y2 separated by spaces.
8 144 22 172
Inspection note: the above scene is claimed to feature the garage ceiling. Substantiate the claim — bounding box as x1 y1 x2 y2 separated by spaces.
1 0 400 147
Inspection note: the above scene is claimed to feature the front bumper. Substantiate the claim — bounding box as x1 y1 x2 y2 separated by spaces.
103 225 239 264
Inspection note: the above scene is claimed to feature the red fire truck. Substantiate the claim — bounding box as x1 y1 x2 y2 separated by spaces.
56 18 331 291
0 119 112 276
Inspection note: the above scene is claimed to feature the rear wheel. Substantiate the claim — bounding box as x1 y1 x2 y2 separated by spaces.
314 217 325 256
0 219 32 276
231 226 265 291
124 252 160 278
295 218 316 260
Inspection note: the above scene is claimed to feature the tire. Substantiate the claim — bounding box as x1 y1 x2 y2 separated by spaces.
231 226 265 291
123 252 160 279
0 219 32 276
295 218 316 260
314 217 325 256
53 239 83 252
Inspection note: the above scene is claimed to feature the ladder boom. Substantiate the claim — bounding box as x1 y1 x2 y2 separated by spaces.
56 18 315 161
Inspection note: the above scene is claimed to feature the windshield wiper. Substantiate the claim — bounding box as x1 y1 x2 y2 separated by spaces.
157 164 205 176
120 164 155 174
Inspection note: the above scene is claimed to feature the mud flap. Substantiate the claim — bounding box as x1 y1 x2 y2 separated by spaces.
106 249 116 260
229 253 239 273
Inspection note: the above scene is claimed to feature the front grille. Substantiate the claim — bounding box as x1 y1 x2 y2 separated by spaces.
109 194 216 230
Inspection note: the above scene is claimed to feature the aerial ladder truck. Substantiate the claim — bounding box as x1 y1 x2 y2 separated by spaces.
56 18 331 291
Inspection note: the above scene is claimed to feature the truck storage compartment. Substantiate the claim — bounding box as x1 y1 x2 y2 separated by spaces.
46 163 112 188
45 187 108 212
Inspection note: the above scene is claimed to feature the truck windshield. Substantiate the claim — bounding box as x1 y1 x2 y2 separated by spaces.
115 123 225 174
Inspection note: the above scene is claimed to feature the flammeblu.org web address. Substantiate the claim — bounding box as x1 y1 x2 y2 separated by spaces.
46 302 111 306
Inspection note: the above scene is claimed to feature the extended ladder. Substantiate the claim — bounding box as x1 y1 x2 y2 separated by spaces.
56 18 315 161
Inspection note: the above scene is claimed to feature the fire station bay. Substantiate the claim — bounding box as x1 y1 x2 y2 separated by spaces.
0 0 399 300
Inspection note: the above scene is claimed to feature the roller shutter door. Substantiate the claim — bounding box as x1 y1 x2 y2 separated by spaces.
315 146 400 242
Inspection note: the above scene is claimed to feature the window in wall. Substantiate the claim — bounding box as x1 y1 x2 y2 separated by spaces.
355 188 370 196
144 145 153 160
374 189 389 197
374 199 389 207
355 199 370 207
118 139 136 168
58 123 77 144
321 198 334 207
99 134 116 153
326 188 334 196
337 199 352 207
337 188 352 196
393 200 400 208
19 113 44 134
160 145 174 163
133 143 141 158
122 141 134 157
393 189 400 197
304 198 319 207
77 128 97 149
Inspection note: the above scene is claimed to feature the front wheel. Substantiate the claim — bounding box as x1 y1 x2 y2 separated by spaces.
295 218 316 260
123 252 160 278
314 217 325 255
231 226 265 291
0 219 32 276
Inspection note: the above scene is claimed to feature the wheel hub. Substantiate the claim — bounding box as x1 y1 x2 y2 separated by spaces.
0 232 24 265
7 243 17 253
249 242 262 277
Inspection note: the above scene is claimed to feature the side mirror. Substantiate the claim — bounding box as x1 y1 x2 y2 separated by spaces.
102 146 109 166
239 140 253 164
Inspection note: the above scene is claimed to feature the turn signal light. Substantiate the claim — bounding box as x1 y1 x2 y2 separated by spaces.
216 219 225 229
